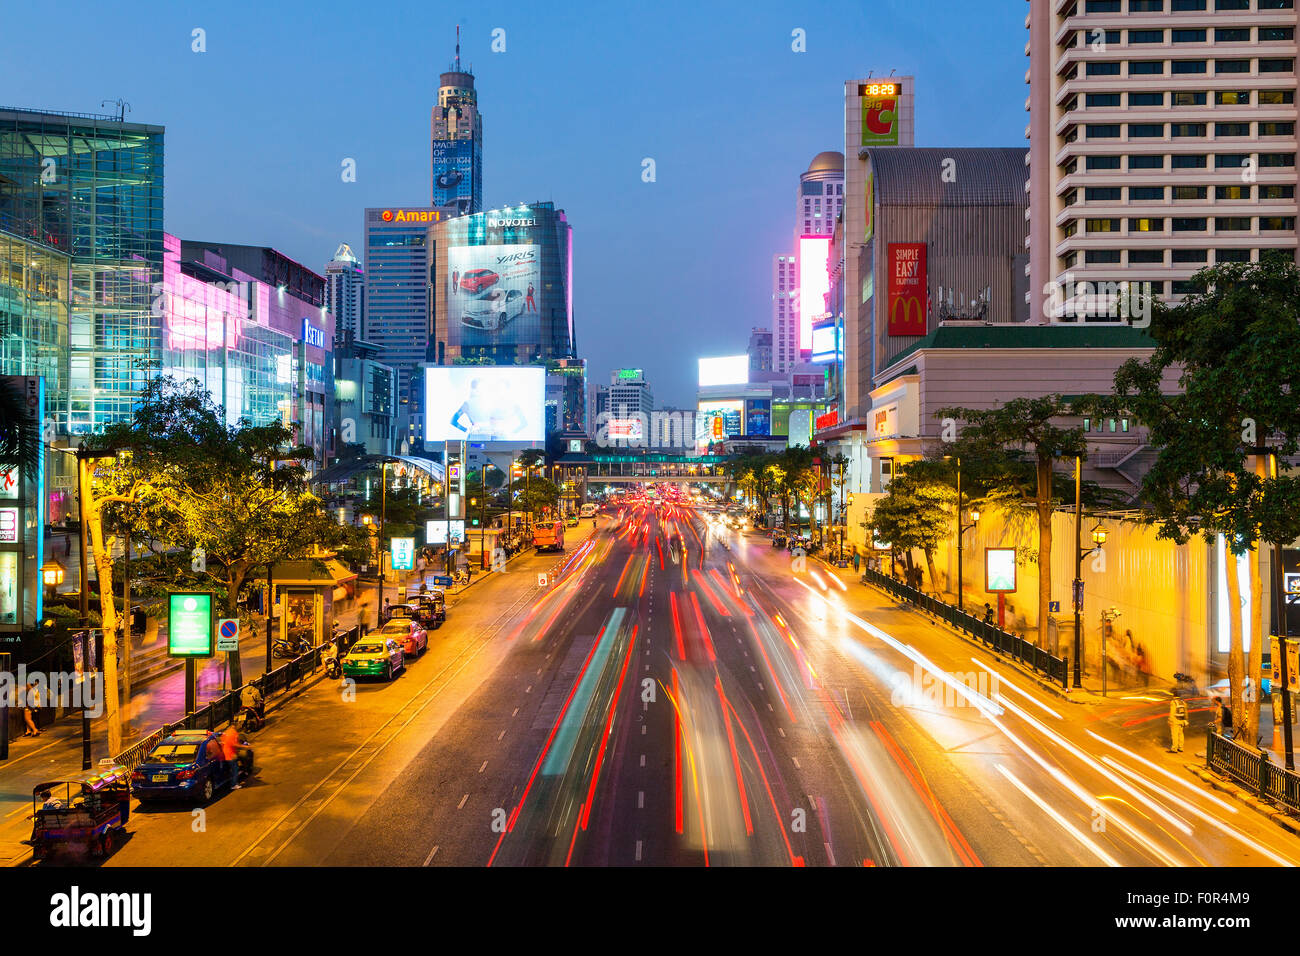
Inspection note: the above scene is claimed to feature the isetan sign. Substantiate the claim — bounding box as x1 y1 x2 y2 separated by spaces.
887 243 927 337
380 209 441 223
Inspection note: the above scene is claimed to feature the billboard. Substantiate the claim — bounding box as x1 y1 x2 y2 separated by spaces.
887 243 927 337
608 418 644 442
986 548 1017 593
745 399 771 437
447 244 541 346
860 82 901 146
697 400 743 448
432 141 475 214
168 592 215 658
798 236 831 350
698 356 749 388
427 520 466 546
811 323 842 364
391 537 416 571
425 366 545 442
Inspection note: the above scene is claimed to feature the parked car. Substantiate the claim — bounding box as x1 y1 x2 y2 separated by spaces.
459 269 499 294
342 637 405 681
131 731 244 804
462 287 525 331
377 617 427 659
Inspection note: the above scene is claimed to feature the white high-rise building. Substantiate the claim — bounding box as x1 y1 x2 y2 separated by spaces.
1026 0 1299 322
773 151 846 373
324 242 364 341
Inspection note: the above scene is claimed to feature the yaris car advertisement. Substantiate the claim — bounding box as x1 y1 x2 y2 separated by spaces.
447 244 541 342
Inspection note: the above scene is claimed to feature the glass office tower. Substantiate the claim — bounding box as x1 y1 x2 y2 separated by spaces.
0 106 165 437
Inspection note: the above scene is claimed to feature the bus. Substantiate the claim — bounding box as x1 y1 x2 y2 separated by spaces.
534 519 565 553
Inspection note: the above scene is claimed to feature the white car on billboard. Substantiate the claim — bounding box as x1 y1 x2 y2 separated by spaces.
462 287 526 331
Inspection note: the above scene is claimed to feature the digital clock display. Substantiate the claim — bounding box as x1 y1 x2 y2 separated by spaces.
859 82 899 96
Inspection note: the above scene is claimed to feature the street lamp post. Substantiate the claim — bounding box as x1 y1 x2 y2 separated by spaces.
1072 455 1109 689
376 460 390 629
951 457 980 612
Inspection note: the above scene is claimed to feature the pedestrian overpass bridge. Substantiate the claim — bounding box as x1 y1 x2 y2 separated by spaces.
555 453 734 484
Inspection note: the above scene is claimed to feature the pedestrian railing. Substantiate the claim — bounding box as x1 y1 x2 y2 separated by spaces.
862 567 1069 689
109 624 363 771
1206 729 1300 815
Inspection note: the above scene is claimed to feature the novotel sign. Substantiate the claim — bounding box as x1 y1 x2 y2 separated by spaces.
487 217 537 228
380 209 442 223
302 320 326 349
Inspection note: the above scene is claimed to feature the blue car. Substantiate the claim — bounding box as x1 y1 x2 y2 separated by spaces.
130 730 242 804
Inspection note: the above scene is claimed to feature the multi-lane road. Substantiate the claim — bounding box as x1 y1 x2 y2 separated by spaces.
13 494 1298 867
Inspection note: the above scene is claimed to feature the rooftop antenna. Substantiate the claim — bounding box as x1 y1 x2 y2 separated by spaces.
101 98 131 122
889 69 896 76
455 24 460 71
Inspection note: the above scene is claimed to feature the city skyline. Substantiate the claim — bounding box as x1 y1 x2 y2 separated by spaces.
0 0 1026 407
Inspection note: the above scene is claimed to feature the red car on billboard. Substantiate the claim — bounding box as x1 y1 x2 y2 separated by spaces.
459 269 500 294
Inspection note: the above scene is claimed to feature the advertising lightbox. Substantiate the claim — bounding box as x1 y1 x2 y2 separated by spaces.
168 592 215 658
427 520 466 546
798 236 831 351
697 400 743 448
887 243 927 337
425 366 545 442
810 324 842 364
698 356 749 388
985 548 1017 593
860 82 901 146
391 537 416 571
447 244 541 346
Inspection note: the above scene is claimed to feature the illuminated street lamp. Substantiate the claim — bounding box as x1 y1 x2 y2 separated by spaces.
40 559 65 599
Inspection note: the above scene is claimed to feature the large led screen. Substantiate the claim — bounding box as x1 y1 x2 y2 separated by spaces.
447 244 541 347
698 356 748 388
798 235 831 351
425 366 545 442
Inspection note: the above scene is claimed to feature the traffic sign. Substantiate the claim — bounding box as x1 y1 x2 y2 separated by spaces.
1048 601 1060 613
432 575 453 587
217 618 240 653
537 573 549 587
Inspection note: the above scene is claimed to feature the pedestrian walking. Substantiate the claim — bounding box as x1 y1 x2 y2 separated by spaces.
221 724 242 789
1168 697 1188 753
22 680 40 736
983 603 995 626
1213 696 1234 739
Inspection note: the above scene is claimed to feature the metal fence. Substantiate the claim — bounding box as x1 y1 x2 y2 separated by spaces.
1206 729 1300 815
110 625 363 772
862 568 1069 688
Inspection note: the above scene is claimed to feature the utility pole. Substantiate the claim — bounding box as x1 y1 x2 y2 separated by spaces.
377 460 388 628
1271 450 1295 770
1072 456 1084 688
75 452 91 771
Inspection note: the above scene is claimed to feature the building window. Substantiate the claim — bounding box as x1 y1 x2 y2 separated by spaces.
1131 186 1166 200
1172 217 1208 231
1087 124 1122 138
1087 187 1123 200
1172 0 1207 7
1259 89 1296 104
1131 92 1166 106
1087 218 1122 232
1260 184 1295 199
1085 0 1122 9
1172 29 1207 42
1130 61 1166 75
1216 90 1251 105
1216 185 1251 199
1261 59 1296 73
1172 280 1198 294
1215 122 1252 136
1216 248 1251 262
1172 123 1206 137
1088 155 1123 170
1172 60 1208 74
1171 154 1207 168
1215 217 1253 231
1260 122 1295 136
1215 28 1251 42
1087 93 1122 107
1259 0 1295 8
1129 154 1166 169
1173 185 1208 199
1130 217 1165 231
1215 60 1251 74
1215 153 1251 168
1174 91 1208 106
1087 250 1123 264
1131 0 1164 8
1129 249 1166 263
1214 0 1250 7
1087 62 1122 77
1260 152 1297 166
1131 123 1166 137
1261 216 1297 230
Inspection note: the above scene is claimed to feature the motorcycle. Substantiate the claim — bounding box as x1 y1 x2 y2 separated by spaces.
233 703 264 733
272 635 311 659
323 643 341 679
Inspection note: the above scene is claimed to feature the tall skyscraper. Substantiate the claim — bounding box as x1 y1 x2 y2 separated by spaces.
773 151 847 373
324 242 364 341
431 28 484 217
1026 2 1299 322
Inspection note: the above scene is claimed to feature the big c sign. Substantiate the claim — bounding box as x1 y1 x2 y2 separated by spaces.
860 83 900 146
887 243 927 337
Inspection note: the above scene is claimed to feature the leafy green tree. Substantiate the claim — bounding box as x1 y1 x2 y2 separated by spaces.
936 396 1091 649
1114 254 1300 743
867 467 956 590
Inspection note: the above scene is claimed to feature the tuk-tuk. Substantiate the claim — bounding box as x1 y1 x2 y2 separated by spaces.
25 765 131 861
416 590 446 628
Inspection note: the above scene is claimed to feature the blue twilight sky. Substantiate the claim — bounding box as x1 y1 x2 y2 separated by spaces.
1 0 1024 407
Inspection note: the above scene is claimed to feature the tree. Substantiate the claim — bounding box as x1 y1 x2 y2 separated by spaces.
0 378 40 478
867 467 956 590
936 397 1090 649
1114 254 1300 745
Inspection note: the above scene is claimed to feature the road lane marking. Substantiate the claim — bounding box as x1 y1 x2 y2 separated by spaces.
511 708 519 717
526 685 532 693
479 760 488 773
640 754 646 766
423 845 439 865
792 757 801 769
635 840 643 861
457 793 469 809
497 730 506 741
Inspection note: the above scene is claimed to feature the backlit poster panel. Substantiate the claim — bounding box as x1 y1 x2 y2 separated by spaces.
798 236 831 351
425 366 545 442
887 243 927 337
446 244 541 347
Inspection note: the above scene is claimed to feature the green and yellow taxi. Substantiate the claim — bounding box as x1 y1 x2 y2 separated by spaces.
342 636 405 681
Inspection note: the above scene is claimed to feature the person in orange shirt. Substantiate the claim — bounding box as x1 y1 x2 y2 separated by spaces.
221 725 243 790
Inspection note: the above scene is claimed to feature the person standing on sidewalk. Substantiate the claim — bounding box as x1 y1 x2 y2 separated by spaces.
1168 697 1188 753
22 679 40 736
